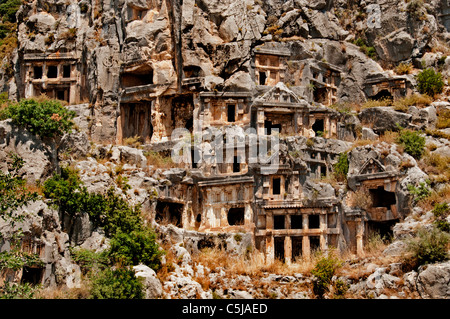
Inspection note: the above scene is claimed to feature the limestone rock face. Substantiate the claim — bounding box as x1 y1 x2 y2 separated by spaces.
417 262 450 299
0 120 57 183
358 107 413 133
133 264 163 299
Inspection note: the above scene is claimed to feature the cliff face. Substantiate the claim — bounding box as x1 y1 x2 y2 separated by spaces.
10 0 449 143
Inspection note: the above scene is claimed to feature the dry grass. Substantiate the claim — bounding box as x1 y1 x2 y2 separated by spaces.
395 62 413 75
419 151 450 183
144 150 178 169
436 109 450 129
36 281 91 299
123 135 142 148
191 246 321 278
417 184 450 212
361 97 392 109
393 94 433 111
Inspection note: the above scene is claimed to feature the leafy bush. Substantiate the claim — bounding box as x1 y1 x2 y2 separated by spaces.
0 0 21 23
334 152 349 181
396 129 425 159
0 282 40 299
416 68 444 97
4 98 75 139
108 229 163 270
353 38 377 60
407 181 431 204
406 227 449 267
43 167 143 237
432 202 450 232
70 248 109 275
90 268 144 299
0 153 39 227
311 253 342 298
44 167 163 273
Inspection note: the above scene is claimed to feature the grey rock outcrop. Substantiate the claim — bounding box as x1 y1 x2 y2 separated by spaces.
358 107 412 133
417 261 450 299
0 120 57 183
133 264 163 299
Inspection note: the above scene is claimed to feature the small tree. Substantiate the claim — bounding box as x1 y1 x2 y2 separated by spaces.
4 98 75 139
416 68 444 97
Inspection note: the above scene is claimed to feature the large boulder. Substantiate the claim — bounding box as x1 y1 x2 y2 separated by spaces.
359 107 412 133
0 120 58 183
374 30 415 63
133 264 163 299
416 261 450 299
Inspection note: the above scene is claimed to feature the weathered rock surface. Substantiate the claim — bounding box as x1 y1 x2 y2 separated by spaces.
417 261 450 299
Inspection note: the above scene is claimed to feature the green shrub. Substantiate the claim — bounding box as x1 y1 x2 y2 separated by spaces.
406 227 449 267
90 268 144 299
44 167 163 271
311 253 342 298
108 229 163 270
43 167 144 237
396 129 426 159
416 68 444 97
5 98 75 139
0 0 21 23
0 282 40 299
334 152 349 181
353 38 377 60
70 248 109 275
432 202 450 232
407 181 431 204
42 166 86 216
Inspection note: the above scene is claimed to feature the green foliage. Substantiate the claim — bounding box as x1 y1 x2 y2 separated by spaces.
0 0 21 23
332 279 349 299
89 268 144 299
4 98 76 139
108 229 163 270
416 68 444 97
42 166 86 216
334 152 349 180
0 282 40 299
0 249 44 271
43 167 144 238
0 153 39 229
353 38 377 60
407 181 431 204
70 248 109 275
311 253 342 298
44 167 163 273
432 202 450 232
396 129 426 159
406 227 449 267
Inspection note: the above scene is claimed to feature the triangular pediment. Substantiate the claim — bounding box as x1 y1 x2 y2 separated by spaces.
255 82 304 105
359 158 385 175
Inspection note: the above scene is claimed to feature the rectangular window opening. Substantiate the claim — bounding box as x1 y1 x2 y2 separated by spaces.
274 215 285 230
227 104 236 122
63 65 71 78
47 65 57 78
273 178 281 195
33 66 42 79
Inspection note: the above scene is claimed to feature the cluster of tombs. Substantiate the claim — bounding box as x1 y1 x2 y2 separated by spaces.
19 41 415 265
